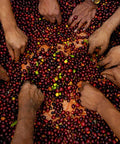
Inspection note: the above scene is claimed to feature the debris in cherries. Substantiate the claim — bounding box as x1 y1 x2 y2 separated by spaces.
0 0 120 143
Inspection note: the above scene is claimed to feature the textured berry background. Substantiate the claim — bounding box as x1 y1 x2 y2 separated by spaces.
0 0 120 143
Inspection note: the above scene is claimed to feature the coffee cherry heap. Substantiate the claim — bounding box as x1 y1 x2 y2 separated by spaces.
0 0 120 144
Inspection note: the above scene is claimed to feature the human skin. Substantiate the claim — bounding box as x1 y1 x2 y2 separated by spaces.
0 0 28 61
11 82 44 144
80 82 120 139
68 0 97 32
0 65 9 81
88 7 120 55
38 0 62 25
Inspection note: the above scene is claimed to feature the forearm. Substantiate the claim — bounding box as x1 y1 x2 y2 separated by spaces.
103 7 120 35
97 98 120 139
11 108 36 144
0 0 17 34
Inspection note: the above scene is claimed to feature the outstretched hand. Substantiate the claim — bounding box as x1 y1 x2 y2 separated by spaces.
68 0 97 32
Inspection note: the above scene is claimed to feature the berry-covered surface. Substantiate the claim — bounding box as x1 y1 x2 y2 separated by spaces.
0 0 120 143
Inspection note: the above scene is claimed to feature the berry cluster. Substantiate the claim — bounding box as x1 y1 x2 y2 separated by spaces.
0 0 120 143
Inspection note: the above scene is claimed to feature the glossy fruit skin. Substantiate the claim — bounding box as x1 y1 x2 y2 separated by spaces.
0 0 120 143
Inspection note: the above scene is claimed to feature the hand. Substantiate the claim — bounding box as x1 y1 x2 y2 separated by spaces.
88 25 111 55
19 81 44 111
68 0 97 32
38 0 62 25
101 66 120 88
98 45 120 68
79 82 105 111
0 65 9 81
5 26 28 61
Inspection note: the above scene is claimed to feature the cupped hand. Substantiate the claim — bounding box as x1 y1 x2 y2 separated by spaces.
68 0 97 32
88 25 111 55
79 82 105 111
19 81 44 110
101 65 120 88
38 0 62 25
0 65 9 81
5 26 28 61
98 45 120 68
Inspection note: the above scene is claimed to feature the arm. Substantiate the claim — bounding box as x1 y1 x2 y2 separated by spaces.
80 82 120 139
88 7 120 55
11 82 44 144
104 7 120 35
0 0 28 61
97 98 120 139
0 0 17 33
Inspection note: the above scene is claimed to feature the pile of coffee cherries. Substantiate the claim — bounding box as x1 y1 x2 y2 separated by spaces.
0 0 120 143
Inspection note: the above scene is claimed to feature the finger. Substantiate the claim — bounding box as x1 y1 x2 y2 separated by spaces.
56 13 62 25
0 65 9 81
98 44 108 55
83 19 91 30
101 69 118 85
49 17 56 23
104 61 115 69
71 18 81 27
98 56 110 66
21 42 27 54
68 15 74 25
7 44 15 60
14 49 21 62
77 19 86 30
79 81 88 92
88 43 96 54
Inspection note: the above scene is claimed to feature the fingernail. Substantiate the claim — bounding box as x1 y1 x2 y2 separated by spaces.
102 74 107 78
74 29 77 33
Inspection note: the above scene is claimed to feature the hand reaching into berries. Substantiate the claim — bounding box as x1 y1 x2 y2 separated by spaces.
5 26 28 61
38 0 62 25
88 25 111 55
89 7 120 55
101 65 120 88
79 82 120 139
18 81 44 111
68 0 97 32
98 45 120 68
0 65 9 81
79 82 105 111
11 81 44 144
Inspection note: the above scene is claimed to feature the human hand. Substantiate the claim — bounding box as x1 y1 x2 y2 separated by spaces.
98 45 120 68
0 65 9 81
88 25 111 55
38 0 62 25
68 0 97 32
5 26 28 61
19 81 44 111
79 82 105 111
101 66 120 88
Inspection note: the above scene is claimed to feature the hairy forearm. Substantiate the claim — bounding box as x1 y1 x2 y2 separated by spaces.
103 7 120 35
11 108 36 144
97 98 120 139
0 0 17 34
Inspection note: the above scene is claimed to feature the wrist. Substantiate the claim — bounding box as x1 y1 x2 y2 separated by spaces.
18 107 36 121
85 0 97 8
97 97 108 113
1 18 17 35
